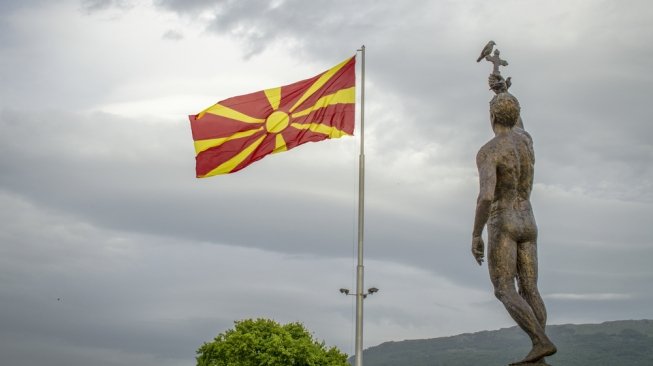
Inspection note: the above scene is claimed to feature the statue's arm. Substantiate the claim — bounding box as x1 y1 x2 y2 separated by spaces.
473 148 496 237
471 148 496 265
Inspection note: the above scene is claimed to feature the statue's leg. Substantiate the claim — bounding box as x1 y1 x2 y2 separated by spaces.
488 228 556 364
517 240 547 328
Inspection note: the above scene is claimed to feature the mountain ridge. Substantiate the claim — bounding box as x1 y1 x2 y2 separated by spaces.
358 319 653 366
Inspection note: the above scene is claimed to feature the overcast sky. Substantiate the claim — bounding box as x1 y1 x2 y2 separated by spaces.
1 0 652 365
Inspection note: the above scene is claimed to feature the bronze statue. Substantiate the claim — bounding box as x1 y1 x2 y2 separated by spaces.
473 42 557 365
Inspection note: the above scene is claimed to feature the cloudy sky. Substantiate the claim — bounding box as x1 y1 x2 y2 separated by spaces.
1 0 652 365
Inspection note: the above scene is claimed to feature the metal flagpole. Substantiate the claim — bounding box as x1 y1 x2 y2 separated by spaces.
354 44 366 366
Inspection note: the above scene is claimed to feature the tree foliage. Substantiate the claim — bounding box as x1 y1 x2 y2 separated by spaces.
196 318 349 366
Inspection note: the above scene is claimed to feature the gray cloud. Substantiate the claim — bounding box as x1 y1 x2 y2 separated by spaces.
80 0 134 13
162 29 184 41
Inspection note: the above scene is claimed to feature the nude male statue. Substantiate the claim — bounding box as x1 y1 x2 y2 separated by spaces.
471 93 557 365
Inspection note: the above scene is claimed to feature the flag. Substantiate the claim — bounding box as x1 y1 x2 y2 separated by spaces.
189 56 356 178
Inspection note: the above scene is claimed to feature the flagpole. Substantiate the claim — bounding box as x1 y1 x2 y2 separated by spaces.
354 44 366 366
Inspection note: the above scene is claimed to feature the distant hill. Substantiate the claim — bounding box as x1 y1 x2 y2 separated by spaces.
357 319 653 366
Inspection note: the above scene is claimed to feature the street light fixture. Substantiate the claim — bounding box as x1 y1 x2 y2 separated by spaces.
339 287 379 299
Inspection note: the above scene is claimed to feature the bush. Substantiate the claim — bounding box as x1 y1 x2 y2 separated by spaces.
197 318 349 366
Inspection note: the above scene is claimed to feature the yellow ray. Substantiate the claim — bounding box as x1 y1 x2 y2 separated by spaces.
194 127 264 155
273 134 287 154
288 56 353 113
200 134 267 177
264 87 281 111
291 87 355 118
290 122 351 139
196 103 265 123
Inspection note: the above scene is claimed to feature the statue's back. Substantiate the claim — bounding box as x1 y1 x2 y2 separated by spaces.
514 127 535 202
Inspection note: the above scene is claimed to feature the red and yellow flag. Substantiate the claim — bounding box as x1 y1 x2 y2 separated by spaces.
189 56 356 178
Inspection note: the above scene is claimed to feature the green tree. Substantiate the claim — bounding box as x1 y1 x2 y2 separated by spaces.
196 318 350 366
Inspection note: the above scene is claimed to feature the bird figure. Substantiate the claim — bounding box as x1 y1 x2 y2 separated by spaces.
506 76 512 89
476 40 496 62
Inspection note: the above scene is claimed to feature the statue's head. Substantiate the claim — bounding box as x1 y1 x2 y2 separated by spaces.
490 93 520 128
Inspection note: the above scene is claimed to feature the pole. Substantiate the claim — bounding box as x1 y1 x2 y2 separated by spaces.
354 44 366 366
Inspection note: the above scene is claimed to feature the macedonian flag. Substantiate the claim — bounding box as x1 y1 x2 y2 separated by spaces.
189 56 356 178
